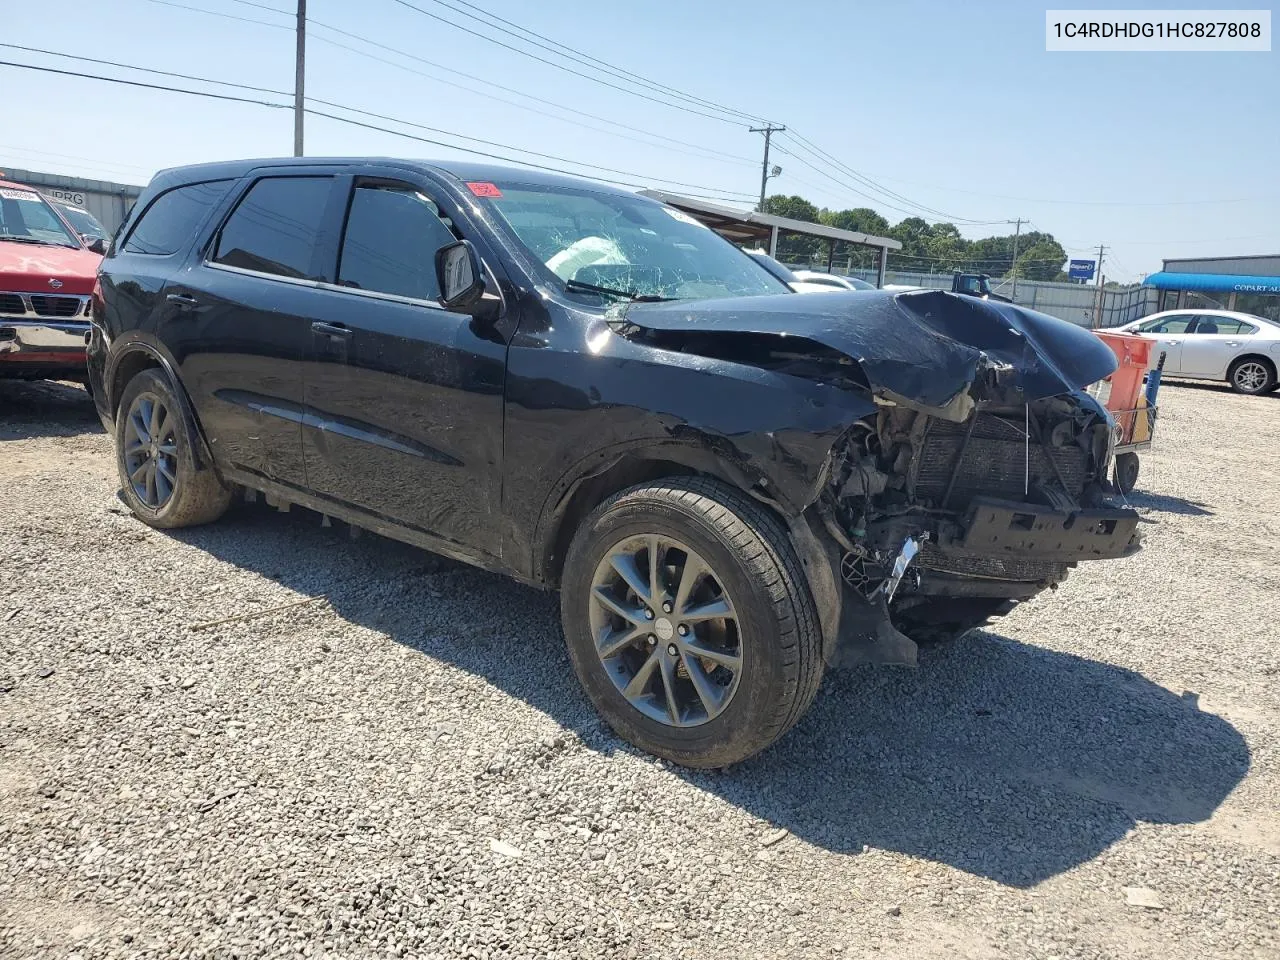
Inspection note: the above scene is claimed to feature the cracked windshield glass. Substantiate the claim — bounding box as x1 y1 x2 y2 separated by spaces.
482 183 790 301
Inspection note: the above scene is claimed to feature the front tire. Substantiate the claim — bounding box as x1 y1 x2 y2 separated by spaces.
115 369 232 529
1228 357 1276 395
560 478 824 768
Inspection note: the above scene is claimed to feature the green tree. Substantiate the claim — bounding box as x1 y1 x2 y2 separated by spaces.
820 207 891 237
1011 238 1068 281
760 194 823 262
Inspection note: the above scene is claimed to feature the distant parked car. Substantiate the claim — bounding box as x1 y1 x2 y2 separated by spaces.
743 250 839 293
0 178 103 384
1108 309 1280 395
54 201 110 253
791 269 874 291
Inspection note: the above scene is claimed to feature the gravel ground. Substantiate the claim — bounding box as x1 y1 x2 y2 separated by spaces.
1 377 1278 960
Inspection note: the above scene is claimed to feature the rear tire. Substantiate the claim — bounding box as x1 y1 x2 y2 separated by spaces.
560 477 824 768
1228 357 1275 395
115 369 232 529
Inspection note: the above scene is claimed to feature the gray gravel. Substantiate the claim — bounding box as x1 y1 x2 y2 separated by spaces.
2 377 1278 959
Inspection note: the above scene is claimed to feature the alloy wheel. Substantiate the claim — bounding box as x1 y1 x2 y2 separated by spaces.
122 393 179 509
1234 361 1268 393
588 534 743 727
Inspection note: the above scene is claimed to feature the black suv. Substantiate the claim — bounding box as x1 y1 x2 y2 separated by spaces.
90 158 1140 767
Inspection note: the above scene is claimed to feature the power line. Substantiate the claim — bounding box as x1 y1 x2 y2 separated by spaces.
129 0 756 167
385 0 748 126
0 57 751 201
304 30 754 166
144 0 291 30
0 60 292 109
412 0 770 125
0 42 293 97
770 143 1007 224
305 97 757 197
302 107 750 202
831 169 1277 208
780 130 995 224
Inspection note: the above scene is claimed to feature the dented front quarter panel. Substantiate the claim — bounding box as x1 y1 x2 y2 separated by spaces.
503 299 878 583
622 289 1119 421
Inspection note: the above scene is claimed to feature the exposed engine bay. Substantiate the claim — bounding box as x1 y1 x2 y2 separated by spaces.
615 288 1144 666
819 377 1140 665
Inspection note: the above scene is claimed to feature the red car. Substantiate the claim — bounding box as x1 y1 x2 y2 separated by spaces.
0 176 104 384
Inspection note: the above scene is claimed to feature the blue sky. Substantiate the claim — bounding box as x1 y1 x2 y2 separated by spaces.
3 0 1276 280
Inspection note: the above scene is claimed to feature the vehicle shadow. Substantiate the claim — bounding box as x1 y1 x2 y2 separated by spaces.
1159 378 1280 399
1125 491 1215 516
0 379 102 440
171 501 1250 889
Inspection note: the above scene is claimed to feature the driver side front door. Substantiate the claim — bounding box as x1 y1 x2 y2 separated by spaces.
300 174 509 560
1135 314 1196 374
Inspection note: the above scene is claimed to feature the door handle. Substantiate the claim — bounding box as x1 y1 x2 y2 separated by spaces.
311 321 352 339
1224 340 1241 347
1166 339 1181 345
166 292 199 309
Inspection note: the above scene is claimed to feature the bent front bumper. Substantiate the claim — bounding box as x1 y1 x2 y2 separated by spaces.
955 497 1141 562
0 318 91 372
826 498 1141 667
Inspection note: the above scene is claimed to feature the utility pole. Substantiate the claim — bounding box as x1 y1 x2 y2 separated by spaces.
749 124 785 211
1009 217 1025 300
1092 243 1107 329
293 0 306 157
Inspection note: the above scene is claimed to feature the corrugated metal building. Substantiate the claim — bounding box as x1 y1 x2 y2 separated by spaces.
1 166 144 237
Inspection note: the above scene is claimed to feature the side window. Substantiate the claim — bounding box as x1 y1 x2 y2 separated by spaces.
337 184 458 301
123 180 231 255
1211 319 1257 336
1137 314 1195 334
213 177 333 280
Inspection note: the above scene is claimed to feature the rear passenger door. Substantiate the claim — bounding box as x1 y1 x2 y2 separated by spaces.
299 172 508 558
163 171 344 489
1179 317 1258 379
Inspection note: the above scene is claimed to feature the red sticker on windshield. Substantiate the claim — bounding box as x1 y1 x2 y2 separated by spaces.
466 181 503 198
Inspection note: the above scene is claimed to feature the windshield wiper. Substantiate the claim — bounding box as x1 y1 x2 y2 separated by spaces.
564 278 674 302
0 235 73 248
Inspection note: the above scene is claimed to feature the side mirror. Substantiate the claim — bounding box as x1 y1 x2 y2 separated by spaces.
435 240 484 311
85 236 107 255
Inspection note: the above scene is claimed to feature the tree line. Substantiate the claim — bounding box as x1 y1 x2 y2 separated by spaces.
761 195 1071 281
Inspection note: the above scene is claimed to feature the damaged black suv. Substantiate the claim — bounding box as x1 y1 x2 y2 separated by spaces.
90 158 1140 767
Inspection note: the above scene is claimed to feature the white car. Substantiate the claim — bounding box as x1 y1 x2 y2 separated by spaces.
743 251 848 294
1109 309 1280 395
791 269 875 291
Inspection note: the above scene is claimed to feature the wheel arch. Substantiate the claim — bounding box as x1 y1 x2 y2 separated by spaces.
533 441 845 662
107 341 214 471
1228 352 1277 390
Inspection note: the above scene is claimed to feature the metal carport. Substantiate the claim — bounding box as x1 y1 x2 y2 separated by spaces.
640 190 902 288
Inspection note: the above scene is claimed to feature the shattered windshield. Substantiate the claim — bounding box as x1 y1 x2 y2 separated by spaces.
0 187 80 247
476 182 791 302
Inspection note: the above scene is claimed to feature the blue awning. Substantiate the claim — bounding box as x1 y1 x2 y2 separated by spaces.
1144 271 1280 294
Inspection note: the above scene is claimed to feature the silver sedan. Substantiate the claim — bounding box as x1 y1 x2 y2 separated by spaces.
1109 309 1280 395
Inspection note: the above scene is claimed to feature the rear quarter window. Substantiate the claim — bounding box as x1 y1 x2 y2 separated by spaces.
122 180 231 256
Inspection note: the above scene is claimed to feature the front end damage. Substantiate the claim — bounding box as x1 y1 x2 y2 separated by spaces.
819 372 1139 666
619 289 1142 666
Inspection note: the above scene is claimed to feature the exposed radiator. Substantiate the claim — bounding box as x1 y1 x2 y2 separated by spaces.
915 414 1089 506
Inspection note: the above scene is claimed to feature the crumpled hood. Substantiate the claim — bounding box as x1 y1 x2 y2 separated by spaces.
621 289 1117 418
0 241 101 295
